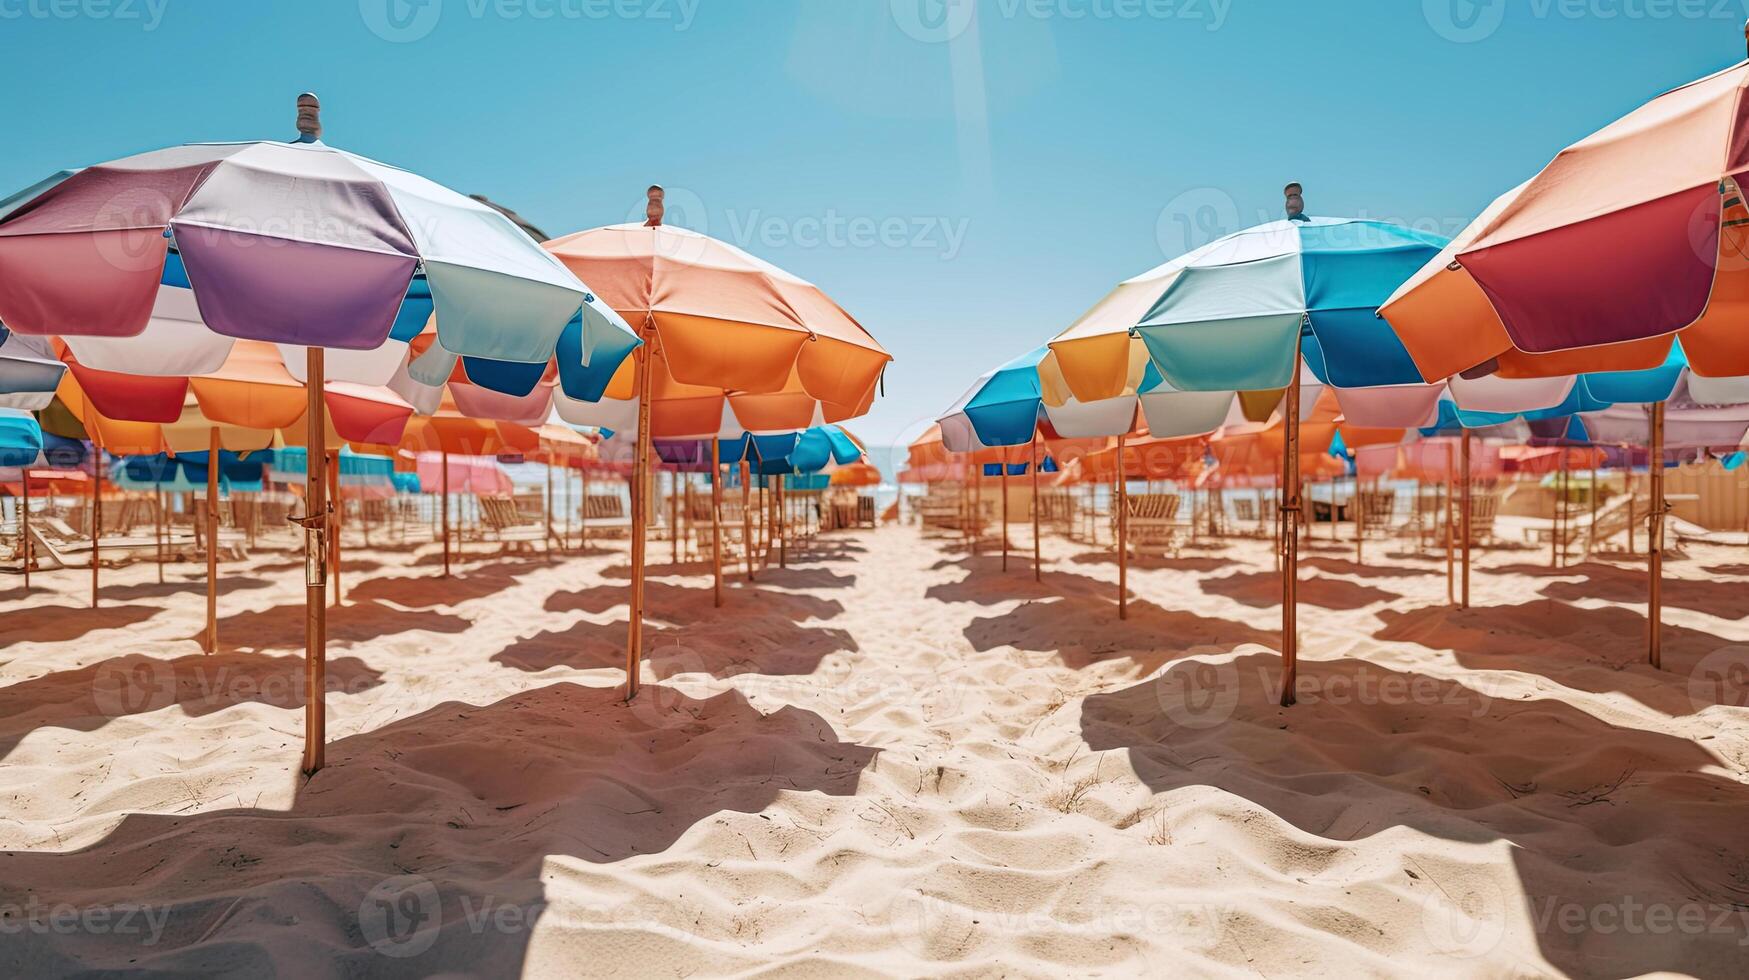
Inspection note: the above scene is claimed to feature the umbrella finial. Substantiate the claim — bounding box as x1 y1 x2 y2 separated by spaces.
644 185 665 227
1743 17 1748 57
1284 182 1307 222
295 93 322 143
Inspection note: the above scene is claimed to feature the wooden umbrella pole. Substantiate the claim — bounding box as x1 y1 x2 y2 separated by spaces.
302 348 328 775
1445 443 1456 605
712 454 724 607
90 450 104 609
20 467 30 590
1117 434 1129 620
777 475 787 568
1461 430 1473 609
1031 432 1042 582
1649 402 1667 669
624 326 656 702
972 465 981 557
579 466 588 555
330 450 343 605
741 460 754 581
1001 457 1010 572
1281 353 1303 706
1590 457 1600 559
1355 475 1364 565
440 449 451 578
669 470 679 565
545 459 556 559
205 427 220 654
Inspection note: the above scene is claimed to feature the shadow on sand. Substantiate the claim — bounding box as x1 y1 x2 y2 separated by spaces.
0 683 878 977
1081 654 1749 978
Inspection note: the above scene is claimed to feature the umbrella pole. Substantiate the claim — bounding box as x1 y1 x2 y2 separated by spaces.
1445 444 1456 605
579 466 588 555
1281 356 1302 707
1461 431 1473 609
441 449 451 578
1590 457 1600 560
330 451 342 605
1117 434 1128 620
90 453 100 609
546 459 556 559
20 468 30 590
1649 402 1666 669
1031 432 1041 582
303 349 328 775
206 427 219 654
669 471 679 566
712 454 723 607
1355 476 1364 565
741 461 754 581
1001 459 1010 573
625 332 655 702
777 475 787 568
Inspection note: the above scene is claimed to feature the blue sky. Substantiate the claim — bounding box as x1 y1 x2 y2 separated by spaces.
3 1 1743 449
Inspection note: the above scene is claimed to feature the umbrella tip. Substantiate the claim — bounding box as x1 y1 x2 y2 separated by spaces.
644 185 665 227
1284 182 1306 222
295 93 322 143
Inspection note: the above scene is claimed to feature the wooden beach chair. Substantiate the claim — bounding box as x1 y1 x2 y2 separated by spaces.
580 493 632 538
478 494 547 554
1118 493 1181 557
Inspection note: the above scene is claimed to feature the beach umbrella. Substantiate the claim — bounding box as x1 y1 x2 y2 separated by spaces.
1049 194 1447 703
542 190 891 698
0 95 610 774
1 408 43 587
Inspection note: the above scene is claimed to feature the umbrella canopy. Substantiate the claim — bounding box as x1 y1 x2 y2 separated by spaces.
543 222 890 420
1049 217 1447 402
0 329 66 411
0 408 43 467
1380 59 1749 380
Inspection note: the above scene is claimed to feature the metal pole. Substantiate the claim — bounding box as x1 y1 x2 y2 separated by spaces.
1281 355 1303 706
712 454 724 607
1461 430 1473 609
1031 432 1042 582
625 327 656 702
302 348 328 775
440 449 451 578
206 427 219 653
1116 434 1129 620
1649 402 1667 669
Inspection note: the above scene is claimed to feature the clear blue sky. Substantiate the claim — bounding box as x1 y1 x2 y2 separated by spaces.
4 1 1742 449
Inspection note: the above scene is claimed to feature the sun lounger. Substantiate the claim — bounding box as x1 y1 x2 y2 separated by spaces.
478 494 548 554
1116 493 1181 557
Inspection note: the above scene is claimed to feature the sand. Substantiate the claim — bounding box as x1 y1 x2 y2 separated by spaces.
2 522 1748 978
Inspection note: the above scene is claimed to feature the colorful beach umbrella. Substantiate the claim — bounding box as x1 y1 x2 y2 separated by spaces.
539 190 891 698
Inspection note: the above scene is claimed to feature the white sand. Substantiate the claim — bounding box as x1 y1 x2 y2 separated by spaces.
2 524 1747 977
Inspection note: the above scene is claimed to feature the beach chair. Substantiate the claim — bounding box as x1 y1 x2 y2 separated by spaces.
1117 493 1181 557
478 494 547 554
580 493 633 538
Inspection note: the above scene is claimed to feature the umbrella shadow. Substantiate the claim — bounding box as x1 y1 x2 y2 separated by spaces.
345 564 528 609
1375 600 1746 716
1081 654 1749 979
493 618 857 679
964 595 1279 672
0 603 162 644
544 580 845 627
1303 557 1437 581
1201 570 1401 611
924 556 1116 606
1533 565 1749 620
203 601 470 653
0 683 878 977
0 651 383 762
73 576 275 603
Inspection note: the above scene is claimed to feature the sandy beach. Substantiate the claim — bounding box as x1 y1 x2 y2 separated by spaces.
2 524 1746 978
